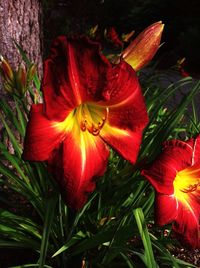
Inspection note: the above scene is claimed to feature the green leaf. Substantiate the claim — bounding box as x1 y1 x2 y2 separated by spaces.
0 99 24 136
0 113 22 157
0 210 41 237
0 161 44 218
70 224 135 257
0 143 29 184
52 231 86 258
11 265 53 268
0 224 40 249
38 195 58 268
14 97 27 137
133 208 157 268
119 252 137 268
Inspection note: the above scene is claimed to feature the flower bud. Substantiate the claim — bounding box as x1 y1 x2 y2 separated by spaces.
122 21 164 71
26 64 36 86
88 25 98 39
0 55 14 82
16 65 27 95
0 56 36 97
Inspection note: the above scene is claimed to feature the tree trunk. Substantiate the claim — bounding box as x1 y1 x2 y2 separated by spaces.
0 0 43 96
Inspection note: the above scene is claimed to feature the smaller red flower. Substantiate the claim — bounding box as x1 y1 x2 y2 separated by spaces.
142 136 200 248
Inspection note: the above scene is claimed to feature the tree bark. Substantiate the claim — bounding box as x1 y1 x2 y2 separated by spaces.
0 0 43 96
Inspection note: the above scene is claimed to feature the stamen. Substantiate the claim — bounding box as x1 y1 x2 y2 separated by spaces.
174 167 200 202
88 124 100 136
80 120 87 131
181 181 200 193
78 103 109 136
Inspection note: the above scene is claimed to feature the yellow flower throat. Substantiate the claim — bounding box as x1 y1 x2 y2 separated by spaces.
77 103 108 136
173 165 200 202
54 102 109 136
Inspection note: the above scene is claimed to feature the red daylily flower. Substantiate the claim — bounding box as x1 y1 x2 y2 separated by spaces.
23 36 148 209
142 136 200 248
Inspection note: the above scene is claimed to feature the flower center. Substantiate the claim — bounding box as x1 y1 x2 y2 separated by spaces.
76 103 109 136
173 165 200 202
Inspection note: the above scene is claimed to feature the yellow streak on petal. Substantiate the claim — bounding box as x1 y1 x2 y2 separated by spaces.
78 130 98 186
52 109 76 134
101 122 131 138
52 106 98 179
80 132 87 177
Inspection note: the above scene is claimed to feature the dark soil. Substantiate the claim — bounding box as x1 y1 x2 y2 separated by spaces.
0 248 37 268
172 247 200 267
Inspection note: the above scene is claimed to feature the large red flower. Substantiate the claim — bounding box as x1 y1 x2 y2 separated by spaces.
23 36 148 209
142 136 200 248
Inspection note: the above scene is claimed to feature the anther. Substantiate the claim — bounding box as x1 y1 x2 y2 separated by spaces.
181 182 200 193
80 120 87 131
79 105 109 136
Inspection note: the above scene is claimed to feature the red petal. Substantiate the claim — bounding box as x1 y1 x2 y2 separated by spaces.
186 135 200 165
155 194 178 226
22 104 64 161
43 36 111 121
101 62 148 131
42 70 73 122
172 194 200 248
48 128 109 209
142 139 194 195
100 123 142 163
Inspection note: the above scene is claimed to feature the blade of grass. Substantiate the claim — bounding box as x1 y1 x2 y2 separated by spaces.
0 143 29 184
38 195 58 268
11 265 53 268
133 207 157 268
0 210 42 240
119 252 137 268
14 97 27 137
142 79 200 158
0 99 24 136
0 113 22 156
52 231 86 258
0 161 44 218
0 224 40 249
